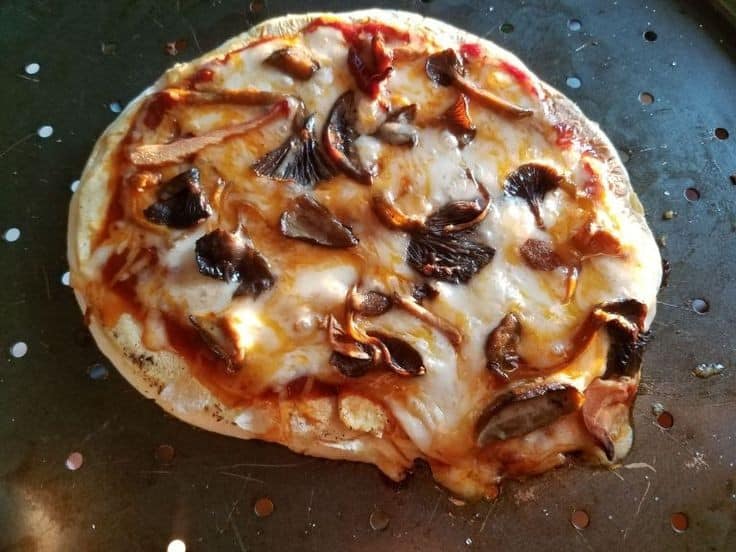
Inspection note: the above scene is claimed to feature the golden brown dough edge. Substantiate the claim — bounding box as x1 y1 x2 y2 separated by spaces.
66 9 652 479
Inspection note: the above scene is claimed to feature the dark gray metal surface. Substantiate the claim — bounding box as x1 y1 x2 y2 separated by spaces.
1 1 735 550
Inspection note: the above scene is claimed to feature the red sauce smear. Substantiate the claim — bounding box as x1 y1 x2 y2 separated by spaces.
188 67 215 89
143 92 177 130
580 156 605 200
498 60 538 98
459 42 483 60
304 18 410 46
554 122 576 149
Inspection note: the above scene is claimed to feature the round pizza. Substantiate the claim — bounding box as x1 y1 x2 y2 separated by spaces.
67 10 662 499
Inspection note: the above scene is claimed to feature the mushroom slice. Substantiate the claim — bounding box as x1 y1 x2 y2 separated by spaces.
443 94 476 147
582 377 638 460
188 314 242 374
571 219 624 259
131 100 290 166
519 239 565 271
594 299 650 379
279 195 358 248
351 290 393 317
393 294 462 347
143 168 212 229
322 91 374 184
370 333 426 377
504 163 562 228
347 33 393 98
476 384 583 446
264 47 320 80
194 228 275 298
425 48 533 119
375 104 419 147
424 171 491 233
252 114 335 188
371 193 425 232
407 230 495 284
485 313 521 381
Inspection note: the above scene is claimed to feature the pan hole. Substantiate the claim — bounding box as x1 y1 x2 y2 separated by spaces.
254 497 275 518
61 271 71 286
644 30 658 41
369 509 391 531
25 62 40 75
167 539 186 552
109 101 122 113
155 444 176 465
730 174 736 186
566 75 581 89
568 19 582 31
70 179 80 192
10 342 27 358
87 362 109 380
500 22 514 33
656 411 674 429
715 128 729 140
691 298 709 314
249 0 265 13
570 509 590 529
671 512 688 533
684 187 700 201
65 451 84 470
639 92 654 105
3 227 21 242
37 125 53 138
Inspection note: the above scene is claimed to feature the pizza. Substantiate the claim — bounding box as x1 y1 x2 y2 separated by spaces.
67 10 662 499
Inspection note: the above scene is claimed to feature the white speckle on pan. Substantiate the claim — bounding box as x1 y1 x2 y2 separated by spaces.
65 451 84 470
70 179 80 192
61 271 71 286
167 539 186 552
37 125 54 138
10 341 28 358
109 101 122 113
3 227 21 242
25 62 40 75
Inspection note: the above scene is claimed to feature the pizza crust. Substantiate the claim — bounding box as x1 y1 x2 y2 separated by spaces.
68 9 659 498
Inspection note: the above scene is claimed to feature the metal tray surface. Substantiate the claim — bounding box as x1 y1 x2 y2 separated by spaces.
1 0 735 550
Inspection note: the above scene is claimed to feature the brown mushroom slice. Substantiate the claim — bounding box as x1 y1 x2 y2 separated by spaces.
370 193 425 232
407 230 495 284
571 220 624 259
443 94 476 147
188 314 242 374
485 312 521 381
424 171 491 233
594 299 650 379
375 104 419 147
393 294 462 347
347 33 393 99
252 114 335 188
279 195 358 248
131 100 290 166
425 48 533 119
194 228 275 298
322 91 374 184
504 163 562 228
476 384 583 446
327 315 375 378
350 290 393 317
370 333 426 377
143 168 212 229
519 239 565 271
264 47 320 80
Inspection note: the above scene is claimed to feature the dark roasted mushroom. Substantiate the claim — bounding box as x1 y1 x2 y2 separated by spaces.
330 351 373 378
375 104 419 147
594 299 650 379
411 282 439 304
476 383 583 446
407 230 494 284
504 163 562 228
443 94 476 147
519 239 565 271
425 172 491 233
347 33 393 98
252 114 334 188
195 228 275 298
485 313 522 381
425 48 533 119
371 333 426 377
322 91 373 184
143 168 212 228
351 290 393 316
327 315 375 377
264 47 320 80
189 314 242 373
279 195 358 248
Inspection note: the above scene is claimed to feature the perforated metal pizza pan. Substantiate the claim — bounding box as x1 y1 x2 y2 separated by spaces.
1 0 735 550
